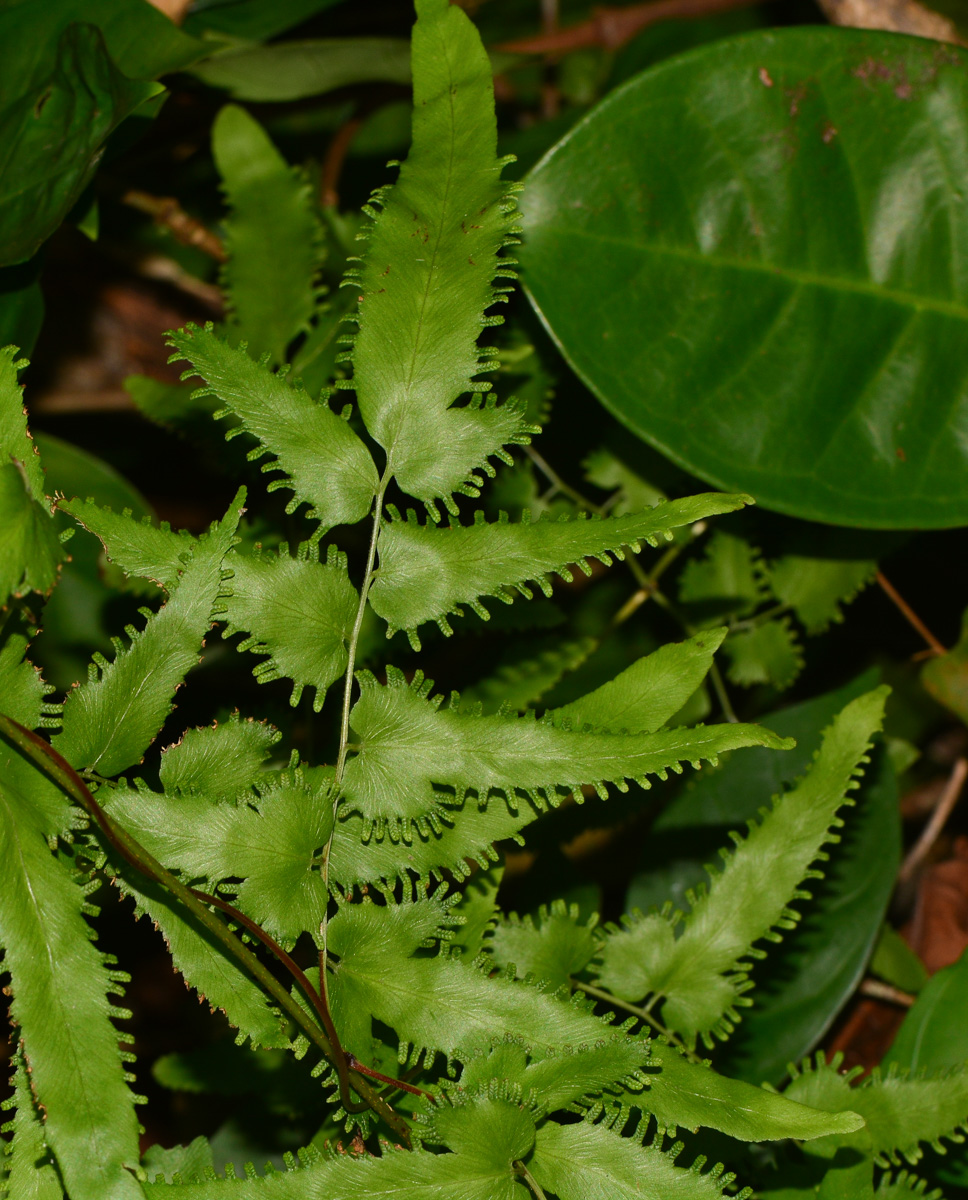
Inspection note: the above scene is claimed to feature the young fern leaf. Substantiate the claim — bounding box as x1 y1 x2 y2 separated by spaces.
58 496 193 590
159 712 281 800
0 768 143 1199
0 346 62 607
451 861 504 958
212 104 322 364
784 1053 968 1166
529 1117 748 1200
222 545 359 710
168 326 378 533
370 495 750 641
345 0 533 507
875 1172 944 1198
551 628 727 735
341 666 790 837
487 901 599 991
52 490 244 776
104 764 334 943
594 687 889 1045
604 1042 863 1142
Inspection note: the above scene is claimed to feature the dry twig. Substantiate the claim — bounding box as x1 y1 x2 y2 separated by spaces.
900 757 968 885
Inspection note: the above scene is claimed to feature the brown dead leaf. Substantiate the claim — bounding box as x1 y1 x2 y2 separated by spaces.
903 835 968 974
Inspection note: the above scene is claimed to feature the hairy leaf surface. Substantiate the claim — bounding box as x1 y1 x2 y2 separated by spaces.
168 326 378 533
58 496 191 590
342 667 790 834
530 1118 741 1199
330 901 649 1106
53 492 243 776
223 547 358 710
159 714 281 800
1 1050 61 1200
0 767 143 1199
595 687 888 1043
143 1142 523 1198
785 1055 968 1166
370 496 749 638
348 0 532 504
106 768 333 943
629 1043 863 1141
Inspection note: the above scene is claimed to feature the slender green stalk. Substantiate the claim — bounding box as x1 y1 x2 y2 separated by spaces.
514 1160 548 1198
319 471 391 1031
0 714 415 1144
572 979 701 1064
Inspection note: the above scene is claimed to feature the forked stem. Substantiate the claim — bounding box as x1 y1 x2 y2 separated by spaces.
0 715 415 1143
572 978 702 1063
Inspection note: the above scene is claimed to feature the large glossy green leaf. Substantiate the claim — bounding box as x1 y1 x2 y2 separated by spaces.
522 28 968 528
0 24 161 266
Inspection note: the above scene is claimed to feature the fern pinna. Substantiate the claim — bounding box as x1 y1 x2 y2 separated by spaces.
1 2 963 1198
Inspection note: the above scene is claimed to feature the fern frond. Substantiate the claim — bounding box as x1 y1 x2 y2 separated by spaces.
1 1048 61 1200
341 666 790 837
550 629 727 735
345 0 533 507
875 1170 944 1197
0 347 64 607
168 325 378 533
142 1132 524 1198
222 543 358 710
785 1053 968 1166
58 496 193 590
370 495 750 641
141 1137 215 1186
603 1040 863 1142
52 490 244 776
0 778 143 1199
106 860 291 1052
105 764 333 944
487 901 599 991
329 895 650 1101
159 712 281 800
451 861 504 959
723 617 803 690
594 687 889 1045
679 528 767 619
767 552 877 634
212 104 323 364
530 1115 749 1199
0 622 53 730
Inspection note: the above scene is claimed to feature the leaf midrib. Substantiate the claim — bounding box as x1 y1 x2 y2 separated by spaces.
552 227 968 322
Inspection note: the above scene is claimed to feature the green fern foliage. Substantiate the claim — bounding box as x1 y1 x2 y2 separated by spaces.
344 0 533 506
370 495 750 640
52 490 243 775
1 1050 62 1200
158 712 280 799
341 665 789 836
222 545 358 709
785 1054 968 1167
57 496 192 590
168 326 378 533
594 687 889 1044
212 104 323 364
0 776 143 1199
0 346 62 607
529 1117 745 1199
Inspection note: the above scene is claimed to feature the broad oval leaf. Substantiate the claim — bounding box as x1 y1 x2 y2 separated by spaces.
521 28 968 528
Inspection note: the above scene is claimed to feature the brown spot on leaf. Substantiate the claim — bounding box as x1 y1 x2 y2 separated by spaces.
759 67 774 88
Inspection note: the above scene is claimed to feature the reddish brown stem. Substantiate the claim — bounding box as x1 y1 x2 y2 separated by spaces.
122 189 228 262
876 569 947 657
496 0 756 54
346 1055 435 1099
